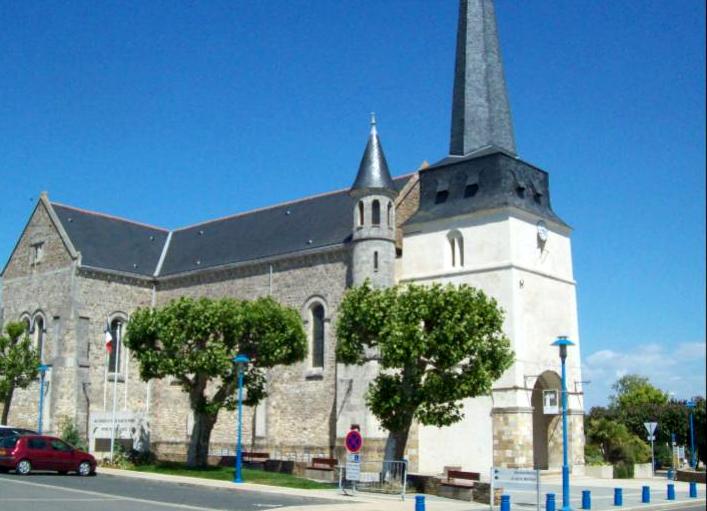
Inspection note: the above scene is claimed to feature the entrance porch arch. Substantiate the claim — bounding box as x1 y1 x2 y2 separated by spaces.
532 370 563 469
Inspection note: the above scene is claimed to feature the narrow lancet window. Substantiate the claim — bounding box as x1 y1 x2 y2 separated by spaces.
311 305 325 368
372 200 381 225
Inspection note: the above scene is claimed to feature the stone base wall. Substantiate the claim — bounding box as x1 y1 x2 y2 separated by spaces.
493 408 533 468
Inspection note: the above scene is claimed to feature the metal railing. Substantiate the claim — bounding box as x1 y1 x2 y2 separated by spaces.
338 459 408 500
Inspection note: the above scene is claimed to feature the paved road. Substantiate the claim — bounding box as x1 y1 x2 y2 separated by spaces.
0 472 336 511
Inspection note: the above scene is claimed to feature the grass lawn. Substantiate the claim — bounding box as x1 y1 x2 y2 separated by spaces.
127 461 336 490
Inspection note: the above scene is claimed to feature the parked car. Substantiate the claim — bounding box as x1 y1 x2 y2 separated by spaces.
0 425 37 438
0 434 96 476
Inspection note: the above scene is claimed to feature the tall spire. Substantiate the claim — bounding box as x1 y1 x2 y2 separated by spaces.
350 113 395 195
449 0 516 157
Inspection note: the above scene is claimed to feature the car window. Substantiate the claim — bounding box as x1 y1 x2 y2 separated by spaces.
0 436 19 449
50 439 73 451
28 438 48 450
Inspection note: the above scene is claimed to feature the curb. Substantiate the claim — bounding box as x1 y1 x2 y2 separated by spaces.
96 466 350 501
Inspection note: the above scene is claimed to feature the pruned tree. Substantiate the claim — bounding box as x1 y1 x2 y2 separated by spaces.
125 296 306 467
0 322 40 424
336 282 514 460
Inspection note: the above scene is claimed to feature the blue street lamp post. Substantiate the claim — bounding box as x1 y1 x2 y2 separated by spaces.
552 336 575 511
233 354 250 483
686 400 696 469
37 364 50 434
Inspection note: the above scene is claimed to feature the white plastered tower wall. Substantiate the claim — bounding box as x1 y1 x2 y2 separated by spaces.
399 207 583 474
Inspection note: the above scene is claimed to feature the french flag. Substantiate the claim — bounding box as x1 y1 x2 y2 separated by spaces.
104 323 113 354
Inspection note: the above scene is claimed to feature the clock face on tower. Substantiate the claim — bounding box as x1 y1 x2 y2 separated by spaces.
537 220 548 242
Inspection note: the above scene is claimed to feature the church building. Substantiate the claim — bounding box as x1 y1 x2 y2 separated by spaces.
0 0 585 474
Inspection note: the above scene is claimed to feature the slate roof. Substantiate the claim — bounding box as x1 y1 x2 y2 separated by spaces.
407 151 568 228
350 122 396 194
52 203 169 277
47 176 412 279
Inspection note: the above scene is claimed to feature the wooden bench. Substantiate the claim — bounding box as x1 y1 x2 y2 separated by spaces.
242 452 270 463
308 457 337 471
438 470 481 501
304 457 338 482
443 470 480 487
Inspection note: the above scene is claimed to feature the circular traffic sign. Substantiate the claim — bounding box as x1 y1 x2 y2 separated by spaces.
345 429 363 453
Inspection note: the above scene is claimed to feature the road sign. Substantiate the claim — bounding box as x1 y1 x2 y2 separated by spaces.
345 453 361 481
345 429 363 453
644 422 657 436
493 468 539 484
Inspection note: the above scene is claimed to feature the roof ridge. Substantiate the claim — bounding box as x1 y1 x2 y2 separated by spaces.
50 201 169 232
174 173 416 232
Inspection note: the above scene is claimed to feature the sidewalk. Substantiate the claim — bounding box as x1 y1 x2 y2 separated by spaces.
97 467 705 511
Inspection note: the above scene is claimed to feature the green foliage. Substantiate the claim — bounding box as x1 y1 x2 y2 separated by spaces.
0 321 40 423
59 417 87 452
613 461 634 479
609 374 668 439
584 443 607 466
586 417 650 465
125 296 306 466
336 282 514 456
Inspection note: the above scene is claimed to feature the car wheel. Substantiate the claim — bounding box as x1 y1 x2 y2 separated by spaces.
77 461 92 476
16 459 31 475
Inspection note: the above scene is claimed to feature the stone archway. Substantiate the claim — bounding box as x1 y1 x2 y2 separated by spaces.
532 370 563 469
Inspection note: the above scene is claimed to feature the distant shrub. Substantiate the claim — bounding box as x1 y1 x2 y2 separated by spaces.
614 461 634 479
59 417 87 452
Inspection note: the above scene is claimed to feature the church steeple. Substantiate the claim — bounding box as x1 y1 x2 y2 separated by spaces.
351 113 396 196
449 0 516 157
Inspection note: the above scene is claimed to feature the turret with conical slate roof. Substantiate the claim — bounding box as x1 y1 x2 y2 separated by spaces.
449 0 516 157
350 114 396 288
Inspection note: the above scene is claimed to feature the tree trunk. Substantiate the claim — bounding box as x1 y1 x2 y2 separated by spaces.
383 418 413 461
186 411 217 468
1 386 15 425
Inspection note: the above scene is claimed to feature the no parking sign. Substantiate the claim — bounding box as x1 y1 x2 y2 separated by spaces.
345 429 363 453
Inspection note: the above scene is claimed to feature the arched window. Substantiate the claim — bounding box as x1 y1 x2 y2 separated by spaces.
310 304 325 369
447 231 464 268
371 200 380 225
108 318 125 374
34 315 46 364
20 315 30 335
357 201 365 227
387 202 393 226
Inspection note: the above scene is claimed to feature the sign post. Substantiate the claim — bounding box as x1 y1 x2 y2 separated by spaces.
644 422 657 476
492 467 541 511
344 428 364 492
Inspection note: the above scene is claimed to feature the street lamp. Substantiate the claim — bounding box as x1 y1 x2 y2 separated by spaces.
233 354 250 483
552 336 575 511
37 364 50 434
686 400 696 469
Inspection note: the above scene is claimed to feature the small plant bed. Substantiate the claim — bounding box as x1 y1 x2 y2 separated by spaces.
123 461 336 489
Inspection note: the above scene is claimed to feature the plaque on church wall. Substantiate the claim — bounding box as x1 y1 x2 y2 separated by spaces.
543 389 559 415
89 410 150 453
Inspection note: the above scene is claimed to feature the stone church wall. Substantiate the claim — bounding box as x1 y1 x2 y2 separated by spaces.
154 247 350 458
1 201 76 434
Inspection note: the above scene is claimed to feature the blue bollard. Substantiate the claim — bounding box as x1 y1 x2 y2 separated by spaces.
642 486 650 503
415 495 425 511
582 490 591 509
546 492 556 511
689 482 697 498
501 494 511 511
614 488 623 506
667 484 675 501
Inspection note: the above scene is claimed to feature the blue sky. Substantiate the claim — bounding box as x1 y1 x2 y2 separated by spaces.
0 1 704 408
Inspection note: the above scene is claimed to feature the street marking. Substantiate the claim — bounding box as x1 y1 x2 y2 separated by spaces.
0 477 227 511
0 498 120 502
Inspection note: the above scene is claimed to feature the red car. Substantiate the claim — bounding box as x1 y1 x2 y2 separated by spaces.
0 434 96 476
